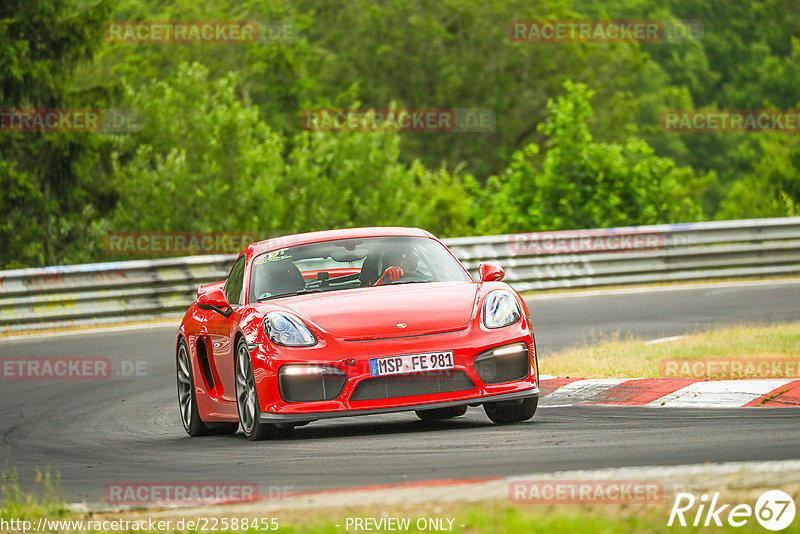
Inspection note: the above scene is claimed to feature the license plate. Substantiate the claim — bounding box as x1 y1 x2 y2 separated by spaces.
369 351 454 377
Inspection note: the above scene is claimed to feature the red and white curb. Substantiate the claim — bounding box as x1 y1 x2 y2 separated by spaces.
539 377 800 408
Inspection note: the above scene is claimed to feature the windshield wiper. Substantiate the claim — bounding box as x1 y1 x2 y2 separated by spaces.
258 288 324 301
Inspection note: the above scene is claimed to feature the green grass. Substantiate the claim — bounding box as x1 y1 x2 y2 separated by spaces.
0 474 71 523
0 481 784 534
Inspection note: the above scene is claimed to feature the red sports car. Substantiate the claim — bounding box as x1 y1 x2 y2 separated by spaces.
176 227 539 440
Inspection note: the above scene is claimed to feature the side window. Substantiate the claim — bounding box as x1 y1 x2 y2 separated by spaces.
224 256 246 306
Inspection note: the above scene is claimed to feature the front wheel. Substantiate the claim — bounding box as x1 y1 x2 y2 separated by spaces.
235 338 293 441
176 338 238 436
483 397 538 424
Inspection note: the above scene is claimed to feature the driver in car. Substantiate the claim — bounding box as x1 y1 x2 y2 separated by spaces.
375 250 420 285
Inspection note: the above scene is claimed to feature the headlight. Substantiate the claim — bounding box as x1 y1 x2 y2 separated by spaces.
483 290 521 328
264 312 317 346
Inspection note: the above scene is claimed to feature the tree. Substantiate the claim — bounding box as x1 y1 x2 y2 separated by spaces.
717 133 800 219
478 81 711 233
281 112 475 237
107 63 285 236
106 62 475 250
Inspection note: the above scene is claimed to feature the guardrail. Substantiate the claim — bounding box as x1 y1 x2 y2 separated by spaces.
1 217 799 332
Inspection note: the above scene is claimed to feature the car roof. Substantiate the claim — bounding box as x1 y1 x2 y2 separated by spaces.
244 227 436 257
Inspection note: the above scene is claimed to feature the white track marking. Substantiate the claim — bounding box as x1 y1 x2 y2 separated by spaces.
541 378 628 405
644 335 687 345
648 379 793 407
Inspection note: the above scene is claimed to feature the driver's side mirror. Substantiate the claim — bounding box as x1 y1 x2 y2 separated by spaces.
196 285 233 318
478 262 505 282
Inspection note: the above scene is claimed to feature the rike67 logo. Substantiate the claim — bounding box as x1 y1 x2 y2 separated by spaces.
669 490 796 531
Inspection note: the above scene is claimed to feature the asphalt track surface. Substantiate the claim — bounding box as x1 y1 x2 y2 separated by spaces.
1 279 799 504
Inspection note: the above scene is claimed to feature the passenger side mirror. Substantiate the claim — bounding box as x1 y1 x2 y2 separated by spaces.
478 262 505 282
196 285 233 318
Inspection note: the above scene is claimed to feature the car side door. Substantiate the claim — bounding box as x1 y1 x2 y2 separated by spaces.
205 255 246 402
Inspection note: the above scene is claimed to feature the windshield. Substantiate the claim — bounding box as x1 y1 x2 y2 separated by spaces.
248 236 471 302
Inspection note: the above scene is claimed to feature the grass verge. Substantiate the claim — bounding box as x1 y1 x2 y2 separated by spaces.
2 482 795 533
540 322 800 379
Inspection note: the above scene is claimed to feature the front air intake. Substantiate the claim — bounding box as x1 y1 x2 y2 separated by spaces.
350 370 475 401
278 365 347 402
474 343 530 384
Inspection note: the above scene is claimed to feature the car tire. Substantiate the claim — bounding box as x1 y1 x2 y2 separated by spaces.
235 337 294 441
176 338 238 436
483 397 538 424
415 405 468 421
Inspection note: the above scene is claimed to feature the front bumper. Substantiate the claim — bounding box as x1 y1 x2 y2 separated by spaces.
258 386 539 423
250 318 539 422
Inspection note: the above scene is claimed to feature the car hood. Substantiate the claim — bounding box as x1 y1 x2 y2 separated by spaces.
272 282 478 340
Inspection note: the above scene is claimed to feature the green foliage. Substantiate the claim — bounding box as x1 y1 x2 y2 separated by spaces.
478 81 710 233
2 0 800 268
106 63 474 246
0 0 110 105
282 127 412 233
0 0 114 268
283 127 475 237
1 472 70 521
717 133 800 219
294 0 699 182
108 62 285 235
